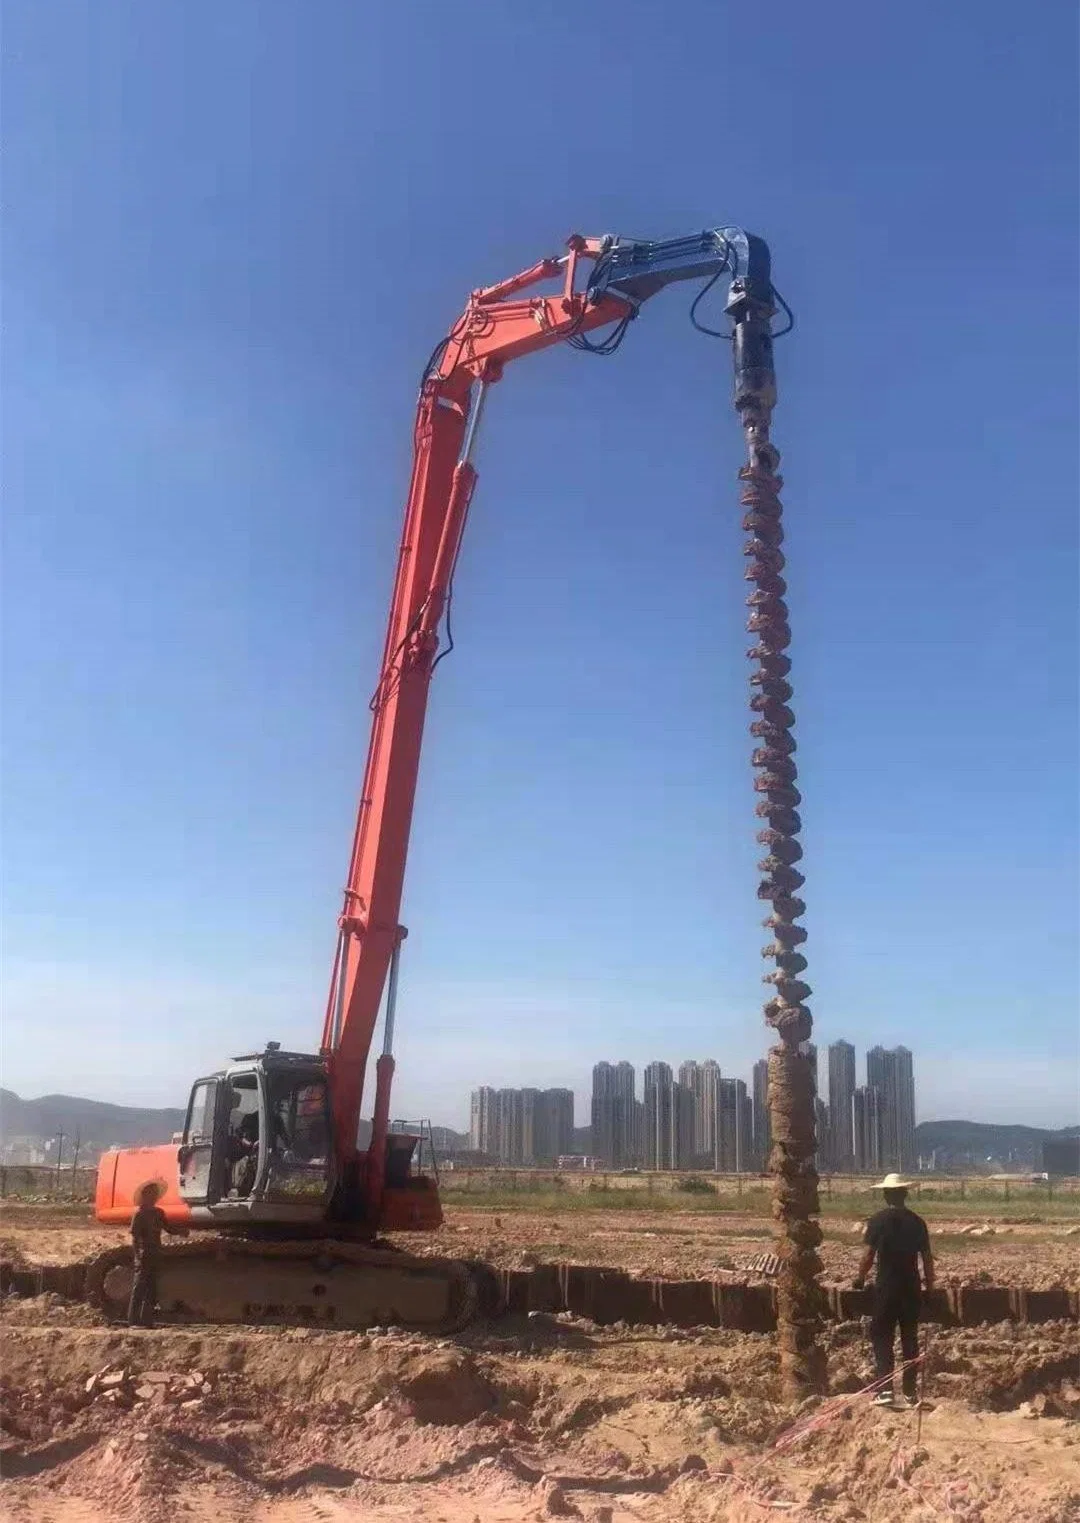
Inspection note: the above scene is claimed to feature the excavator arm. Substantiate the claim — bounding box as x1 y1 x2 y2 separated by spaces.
85 222 821 1355
83 223 826 1373
321 227 780 1216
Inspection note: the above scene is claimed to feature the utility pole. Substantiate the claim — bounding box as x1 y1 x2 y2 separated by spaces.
70 1132 82 1197
53 1130 65 1198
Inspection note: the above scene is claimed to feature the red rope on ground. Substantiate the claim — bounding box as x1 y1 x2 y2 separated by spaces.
773 1354 925 1450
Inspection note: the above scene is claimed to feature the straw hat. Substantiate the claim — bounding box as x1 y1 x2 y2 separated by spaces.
870 1172 914 1190
135 1179 166 1204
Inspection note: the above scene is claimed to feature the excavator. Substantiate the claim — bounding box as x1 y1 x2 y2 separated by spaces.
88 225 789 1333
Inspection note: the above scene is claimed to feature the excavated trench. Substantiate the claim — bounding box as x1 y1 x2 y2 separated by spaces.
2 1250 1076 1331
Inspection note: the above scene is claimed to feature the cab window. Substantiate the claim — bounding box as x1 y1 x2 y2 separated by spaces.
268 1074 329 1164
185 1080 216 1145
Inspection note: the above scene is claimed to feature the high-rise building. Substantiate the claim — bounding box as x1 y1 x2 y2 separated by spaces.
643 1062 675 1170
495 1088 524 1163
740 1088 754 1172
852 1084 884 1172
865 1048 892 1163
674 1081 695 1169
866 1046 917 1170
677 1060 699 1093
470 1086 498 1156
520 1088 540 1163
699 1059 721 1164
814 1096 829 1169
613 1062 637 1166
752 1058 770 1170
591 1062 616 1165
717 1078 752 1171
893 1047 916 1171
538 1088 574 1162
677 1061 700 1157
677 1059 721 1166
827 1040 856 1171
719 1082 735 1170
591 1062 636 1166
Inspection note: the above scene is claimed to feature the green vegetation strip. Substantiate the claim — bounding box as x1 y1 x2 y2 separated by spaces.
439 1177 1080 1219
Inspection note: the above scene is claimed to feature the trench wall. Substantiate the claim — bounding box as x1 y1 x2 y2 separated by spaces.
2 1257 1075 1331
490 1264 1077 1330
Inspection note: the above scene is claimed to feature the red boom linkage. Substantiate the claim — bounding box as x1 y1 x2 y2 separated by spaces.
320 237 634 1203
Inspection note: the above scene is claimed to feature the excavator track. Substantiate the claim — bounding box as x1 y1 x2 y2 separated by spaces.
83 1238 481 1335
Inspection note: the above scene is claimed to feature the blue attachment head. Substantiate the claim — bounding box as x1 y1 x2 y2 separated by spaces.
586 227 773 312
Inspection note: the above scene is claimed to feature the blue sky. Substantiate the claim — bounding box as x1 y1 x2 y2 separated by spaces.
3 0 1077 1130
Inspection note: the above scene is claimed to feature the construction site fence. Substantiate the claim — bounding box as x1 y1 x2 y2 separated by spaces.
439 1166 1080 1204
3 1162 1076 1208
0 1165 97 1201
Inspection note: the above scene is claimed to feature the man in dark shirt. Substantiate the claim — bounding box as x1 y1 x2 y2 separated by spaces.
854 1173 934 1407
128 1181 189 1327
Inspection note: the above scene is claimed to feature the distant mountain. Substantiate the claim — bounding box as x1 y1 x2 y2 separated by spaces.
0 1090 185 1149
914 1119 1078 1156
0 1091 470 1157
358 1121 468 1152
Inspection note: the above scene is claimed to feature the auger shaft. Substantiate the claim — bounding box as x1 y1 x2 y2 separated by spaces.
728 274 827 1399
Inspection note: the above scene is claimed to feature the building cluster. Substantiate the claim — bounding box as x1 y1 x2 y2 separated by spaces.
593 1058 764 1171
468 1086 574 1166
828 1042 917 1173
470 1041 918 1174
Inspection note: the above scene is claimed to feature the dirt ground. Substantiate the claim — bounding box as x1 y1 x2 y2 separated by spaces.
2 1202 1078 1521
4 1202 1080 1288
411 1207 1080 1291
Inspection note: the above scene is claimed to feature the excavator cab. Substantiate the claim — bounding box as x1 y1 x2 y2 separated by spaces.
178 1046 335 1224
